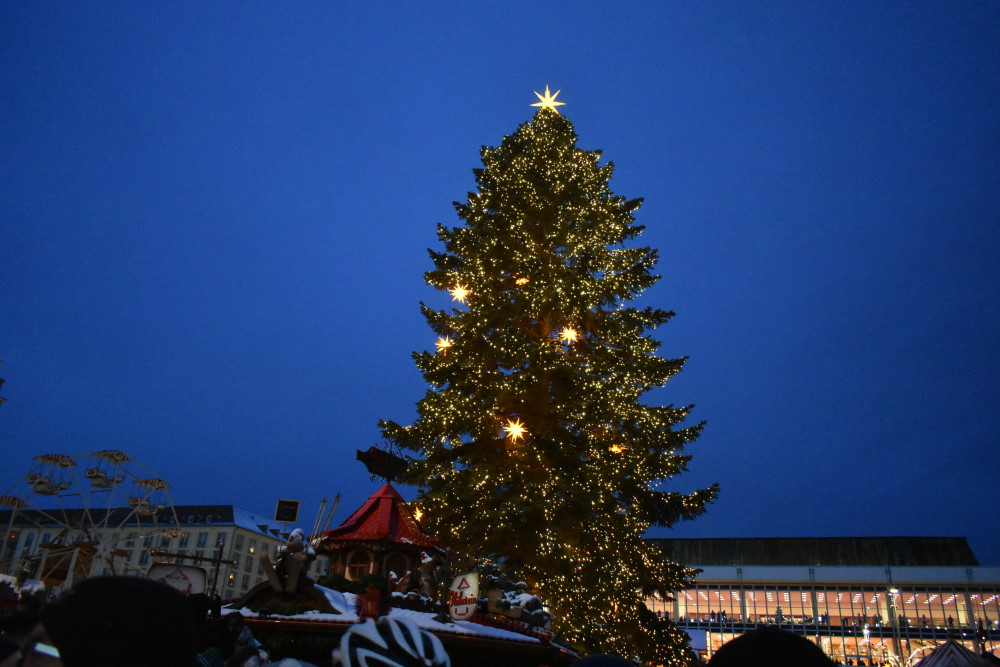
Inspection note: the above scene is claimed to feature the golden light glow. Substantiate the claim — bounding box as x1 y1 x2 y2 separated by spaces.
450 284 470 303
503 418 527 442
610 444 625 454
559 327 579 343
413 507 424 521
531 85 566 114
515 276 530 285
435 336 453 353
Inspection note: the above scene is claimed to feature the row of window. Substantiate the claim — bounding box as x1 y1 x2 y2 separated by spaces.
648 584 1000 664
5 527 292 587
11 529 226 553
647 584 999 630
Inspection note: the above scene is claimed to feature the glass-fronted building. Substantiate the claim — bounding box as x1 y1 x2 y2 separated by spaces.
645 537 999 665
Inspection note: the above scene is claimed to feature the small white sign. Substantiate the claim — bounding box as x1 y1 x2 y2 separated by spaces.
147 563 207 596
448 571 479 620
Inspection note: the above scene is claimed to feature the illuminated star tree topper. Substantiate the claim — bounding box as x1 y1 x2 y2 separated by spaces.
531 85 566 114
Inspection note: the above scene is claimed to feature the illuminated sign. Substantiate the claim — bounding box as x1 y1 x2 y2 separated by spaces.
449 572 479 620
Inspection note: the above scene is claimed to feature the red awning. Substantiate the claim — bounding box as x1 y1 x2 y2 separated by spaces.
322 484 440 548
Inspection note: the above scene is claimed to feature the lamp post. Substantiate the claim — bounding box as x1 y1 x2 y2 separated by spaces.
208 537 226 596
888 588 904 664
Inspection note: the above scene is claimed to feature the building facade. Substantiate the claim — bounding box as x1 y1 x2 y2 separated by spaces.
645 537 1000 665
0 504 328 600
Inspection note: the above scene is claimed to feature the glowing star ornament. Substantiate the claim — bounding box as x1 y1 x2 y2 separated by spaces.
503 418 527 442
531 86 566 115
450 284 470 303
609 444 625 454
435 336 453 354
558 327 579 343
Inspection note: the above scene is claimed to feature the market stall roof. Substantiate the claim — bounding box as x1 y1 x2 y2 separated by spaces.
321 483 439 548
913 640 994 667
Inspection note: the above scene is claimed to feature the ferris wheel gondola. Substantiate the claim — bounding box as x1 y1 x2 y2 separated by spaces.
128 478 171 516
25 454 75 496
84 450 129 489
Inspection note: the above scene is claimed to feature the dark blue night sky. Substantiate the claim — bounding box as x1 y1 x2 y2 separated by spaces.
2 3 998 564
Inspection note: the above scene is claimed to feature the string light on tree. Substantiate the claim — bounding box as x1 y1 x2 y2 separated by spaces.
379 88 716 665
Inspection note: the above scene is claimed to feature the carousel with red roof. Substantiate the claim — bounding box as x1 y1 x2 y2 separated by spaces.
231 446 574 665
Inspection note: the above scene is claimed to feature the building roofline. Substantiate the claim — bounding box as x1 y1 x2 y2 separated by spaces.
0 504 286 540
649 536 979 567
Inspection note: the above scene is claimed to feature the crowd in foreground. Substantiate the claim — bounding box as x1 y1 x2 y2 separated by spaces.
1 576 621 667
2 575 970 667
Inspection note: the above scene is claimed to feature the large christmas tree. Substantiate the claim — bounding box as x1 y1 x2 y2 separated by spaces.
380 88 717 664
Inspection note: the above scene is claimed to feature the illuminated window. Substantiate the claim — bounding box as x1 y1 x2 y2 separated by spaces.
346 549 372 581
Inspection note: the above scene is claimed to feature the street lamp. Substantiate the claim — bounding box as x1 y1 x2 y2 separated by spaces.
888 588 904 663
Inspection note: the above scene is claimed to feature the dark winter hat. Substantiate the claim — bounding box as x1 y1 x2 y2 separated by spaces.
40 575 199 667
707 625 836 667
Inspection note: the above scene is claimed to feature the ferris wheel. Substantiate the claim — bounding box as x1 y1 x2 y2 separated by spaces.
0 450 182 587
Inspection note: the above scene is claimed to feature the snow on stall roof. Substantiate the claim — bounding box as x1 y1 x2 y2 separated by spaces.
226 587 542 644
228 589 359 622
386 607 542 643
320 587 353 615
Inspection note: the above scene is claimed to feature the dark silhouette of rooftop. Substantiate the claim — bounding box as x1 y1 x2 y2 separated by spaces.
648 537 979 567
